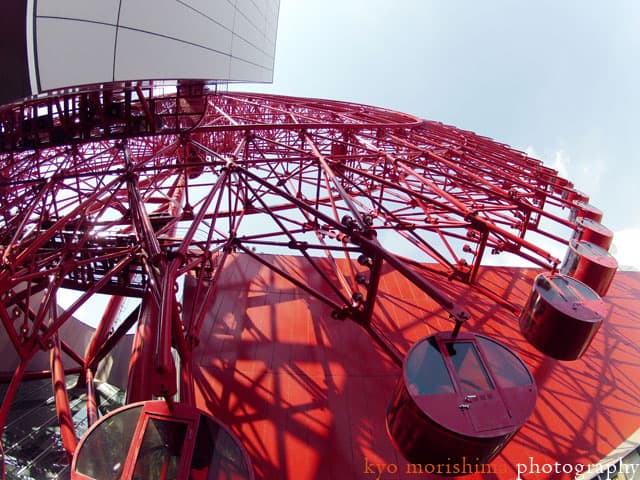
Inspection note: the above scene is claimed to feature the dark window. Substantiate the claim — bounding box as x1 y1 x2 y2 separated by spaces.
406 336 455 395
446 342 494 393
190 415 252 479
132 418 187 480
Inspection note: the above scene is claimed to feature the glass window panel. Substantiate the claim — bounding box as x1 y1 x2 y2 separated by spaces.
132 418 187 480
446 342 494 393
75 405 143 479
406 336 455 395
477 336 533 388
190 415 251 479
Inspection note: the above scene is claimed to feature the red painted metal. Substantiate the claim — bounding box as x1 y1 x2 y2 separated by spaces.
387 332 536 467
569 200 604 223
565 188 589 204
519 273 606 360
71 400 254 480
84 295 124 372
126 293 177 402
184 254 640 480
561 240 618 296
85 368 98 428
572 216 614 250
0 89 638 478
0 360 27 446
50 334 78 459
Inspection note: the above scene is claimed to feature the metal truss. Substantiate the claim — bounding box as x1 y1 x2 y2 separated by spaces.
0 88 579 464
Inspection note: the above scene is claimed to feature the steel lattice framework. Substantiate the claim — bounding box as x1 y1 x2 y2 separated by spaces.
0 89 580 466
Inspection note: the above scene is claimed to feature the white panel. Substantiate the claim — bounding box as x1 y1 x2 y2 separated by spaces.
179 0 236 30
33 0 277 90
230 57 271 83
265 0 280 17
36 18 115 91
232 35 271 70
27 0 39 94
119 0 232 54
233 8 265 55
264 20 278 46
114 28 232 81
235 0 266 35
264 0 280 44
37 0 120 24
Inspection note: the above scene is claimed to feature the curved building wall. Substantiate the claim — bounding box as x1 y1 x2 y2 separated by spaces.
0 0 279 105
0 287 133 389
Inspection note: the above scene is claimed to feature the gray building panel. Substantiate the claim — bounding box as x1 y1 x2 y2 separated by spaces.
0 0 279 105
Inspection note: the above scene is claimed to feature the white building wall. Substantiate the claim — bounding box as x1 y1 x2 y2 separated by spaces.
31 0 279 93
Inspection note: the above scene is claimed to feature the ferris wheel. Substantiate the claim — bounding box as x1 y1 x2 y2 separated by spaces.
0 87 617 478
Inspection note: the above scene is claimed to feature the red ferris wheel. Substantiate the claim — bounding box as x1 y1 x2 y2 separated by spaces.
0 87 625 479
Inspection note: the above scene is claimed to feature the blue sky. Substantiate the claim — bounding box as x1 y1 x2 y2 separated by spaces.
241 0 640 268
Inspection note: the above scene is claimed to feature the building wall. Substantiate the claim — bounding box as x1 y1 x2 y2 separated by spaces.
183 253 640 480
0 288 133 390
0 0 280 105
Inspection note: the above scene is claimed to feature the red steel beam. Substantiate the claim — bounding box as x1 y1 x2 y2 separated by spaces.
49 334 78 459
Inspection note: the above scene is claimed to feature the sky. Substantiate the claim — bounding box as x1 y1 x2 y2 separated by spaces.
239 0 640 269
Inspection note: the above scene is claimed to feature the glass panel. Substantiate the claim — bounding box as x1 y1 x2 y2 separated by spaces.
446 342 494 393
476 336 533 388
406 336 455 395
132 418 187 480
75 405 143 479
190 415 251 480
564 276 600 300
538 274 599 303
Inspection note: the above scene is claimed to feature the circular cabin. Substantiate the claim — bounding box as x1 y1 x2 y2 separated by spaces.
564 188 589 204
519 273 606 360
386 332 537 474
561 240 618 296
572 217 614 251
569 201 603 223
71 401 253 480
